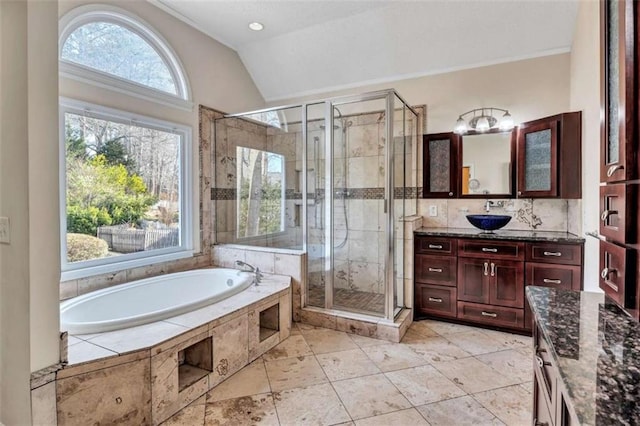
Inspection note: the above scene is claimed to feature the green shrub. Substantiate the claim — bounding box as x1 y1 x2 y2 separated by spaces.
67 205 112 236
67 233 109 262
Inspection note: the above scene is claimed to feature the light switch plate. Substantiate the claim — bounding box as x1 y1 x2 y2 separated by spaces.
0 217 10 244
428 205 438 217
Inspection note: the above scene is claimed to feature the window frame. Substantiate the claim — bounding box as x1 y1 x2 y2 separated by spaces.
59 4 193 111
59 97 193 281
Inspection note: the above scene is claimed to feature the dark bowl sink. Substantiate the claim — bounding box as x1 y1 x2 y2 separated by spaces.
466 214 512 232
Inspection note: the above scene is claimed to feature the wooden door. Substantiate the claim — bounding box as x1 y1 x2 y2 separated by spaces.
457 257 490 304
517 118 558 197
423 133 458 198
489 260 524 308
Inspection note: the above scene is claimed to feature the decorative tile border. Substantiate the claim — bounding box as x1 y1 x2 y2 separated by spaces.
211 187 421 201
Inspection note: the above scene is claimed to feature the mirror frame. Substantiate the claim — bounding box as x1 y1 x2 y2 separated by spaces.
457 127 518 198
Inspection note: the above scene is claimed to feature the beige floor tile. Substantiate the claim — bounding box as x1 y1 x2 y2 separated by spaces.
207 359 270 402
316 348 381 381
475 349 533 383
332 374 411 420
348 333 389 348
431 357 519 394
204 393 278 425
161 395 206 426
262 335 312 361
418 319 479 335
302 329 359 354
405 335 472 363
407 321 439 338
385 365 466 406
417 396 504 426
444 331 511 355
520 381 533 394
273 383 351 425
362 343 428 372
264 354 328 392
480 328 533 351
473 384 532 425
354 408 429 426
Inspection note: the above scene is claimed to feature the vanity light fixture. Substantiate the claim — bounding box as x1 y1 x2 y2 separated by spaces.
248 22 264 31
454 107 514 135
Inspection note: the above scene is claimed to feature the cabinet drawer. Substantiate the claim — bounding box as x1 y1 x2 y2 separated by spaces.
415 236 456 255
457 301 524 329
526 263 582 291
458 239 525 260
599 240 636 308
415 254 456 286
415 284 457 319
526 242 582 266
599 184 635 244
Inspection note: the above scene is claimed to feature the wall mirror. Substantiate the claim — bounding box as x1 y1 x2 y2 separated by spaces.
459 129 516 197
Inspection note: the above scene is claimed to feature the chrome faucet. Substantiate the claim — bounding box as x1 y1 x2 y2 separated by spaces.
235 260 263 285
484 200 504 212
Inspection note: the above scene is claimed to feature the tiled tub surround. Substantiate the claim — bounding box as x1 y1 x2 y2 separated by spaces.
417 198 582 235
527 286 640 425
32 273 292 425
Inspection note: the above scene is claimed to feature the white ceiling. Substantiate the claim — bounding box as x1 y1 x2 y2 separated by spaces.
151 0 579 102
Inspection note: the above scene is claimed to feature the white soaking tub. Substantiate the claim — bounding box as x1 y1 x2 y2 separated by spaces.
60 268 254 334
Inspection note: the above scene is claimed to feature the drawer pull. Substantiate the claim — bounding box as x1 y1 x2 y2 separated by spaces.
600 210 618 221
482 247 498 253
428 297 443 303
483 262 489 276
601 267 616 280
607 164 624 177
534 419 550 426
490 262 495 277
543 278 562 284
536 355 552 368
543 251 562 257
428 244 443 249
428 267 443 273
481 311 497 318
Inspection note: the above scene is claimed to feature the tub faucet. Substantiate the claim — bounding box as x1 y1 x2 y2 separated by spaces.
235 260 263 285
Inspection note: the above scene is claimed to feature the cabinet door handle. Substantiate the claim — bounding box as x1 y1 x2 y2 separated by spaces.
543 278 562 284
543 251 562 257
536 355 552 368
601 267 617 280
490 262 495 277
448 192 454 196
483 262 489 276
481 311 497 318
428 297 443 303
428 244 443 249
607 164 624 177
534 419 550 426
601 209 618 221
428 267 443 273
482 247 498 253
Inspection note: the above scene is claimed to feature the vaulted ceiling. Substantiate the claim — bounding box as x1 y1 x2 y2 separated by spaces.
151 0 579 102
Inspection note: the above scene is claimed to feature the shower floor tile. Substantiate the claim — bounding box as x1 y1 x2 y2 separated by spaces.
307 286 385 314
162 321 533 425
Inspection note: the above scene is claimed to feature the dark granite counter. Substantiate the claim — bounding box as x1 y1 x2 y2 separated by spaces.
414 227 585 243
526 286 640 425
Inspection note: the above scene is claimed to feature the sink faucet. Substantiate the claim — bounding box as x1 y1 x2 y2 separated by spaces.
484 200 504 212
235 260 263 285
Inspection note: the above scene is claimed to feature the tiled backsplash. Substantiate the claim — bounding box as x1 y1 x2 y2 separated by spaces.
418 198 579 233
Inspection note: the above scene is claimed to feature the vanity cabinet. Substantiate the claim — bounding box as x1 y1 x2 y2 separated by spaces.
414 234 583 333
422 133 458 198
516 112 581 199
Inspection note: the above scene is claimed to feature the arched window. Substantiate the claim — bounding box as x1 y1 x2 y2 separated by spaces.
59 5 192 110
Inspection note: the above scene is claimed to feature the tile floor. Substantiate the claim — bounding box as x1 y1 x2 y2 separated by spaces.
161 319 533 426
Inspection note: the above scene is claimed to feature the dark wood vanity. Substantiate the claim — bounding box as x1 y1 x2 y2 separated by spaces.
414 230 584 333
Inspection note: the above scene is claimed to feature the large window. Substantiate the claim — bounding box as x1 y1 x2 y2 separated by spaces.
60 100 192 280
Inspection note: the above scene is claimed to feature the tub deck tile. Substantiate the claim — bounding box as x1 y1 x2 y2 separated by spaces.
67 340 119 365
83 321 189 355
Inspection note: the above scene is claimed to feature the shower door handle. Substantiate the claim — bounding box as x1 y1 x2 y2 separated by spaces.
383 199 387 214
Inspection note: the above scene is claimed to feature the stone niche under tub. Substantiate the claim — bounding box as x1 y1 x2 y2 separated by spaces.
31 274 292 425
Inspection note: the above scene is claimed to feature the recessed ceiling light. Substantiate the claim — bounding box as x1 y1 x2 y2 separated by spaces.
248 22 264 31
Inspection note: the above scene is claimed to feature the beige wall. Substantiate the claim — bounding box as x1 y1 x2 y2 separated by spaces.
272 53 571 133
570 0 600 292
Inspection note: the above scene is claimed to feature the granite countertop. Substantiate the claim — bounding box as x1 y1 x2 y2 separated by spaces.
414 227 585 243
526 286 640 425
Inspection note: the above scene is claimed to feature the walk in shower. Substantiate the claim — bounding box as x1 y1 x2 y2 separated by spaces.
213 90 419 321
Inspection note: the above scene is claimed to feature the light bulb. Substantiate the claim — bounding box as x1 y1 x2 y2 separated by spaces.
454 117 467 134
499 111 514 131
248 22 264 31
475 116 490 132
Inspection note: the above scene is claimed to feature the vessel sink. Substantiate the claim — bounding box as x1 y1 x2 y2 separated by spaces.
466 214 512 232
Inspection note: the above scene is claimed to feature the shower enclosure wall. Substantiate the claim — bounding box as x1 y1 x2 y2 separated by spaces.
214 90 418 322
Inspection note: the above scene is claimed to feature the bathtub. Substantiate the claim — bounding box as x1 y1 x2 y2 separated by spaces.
60 268 254 334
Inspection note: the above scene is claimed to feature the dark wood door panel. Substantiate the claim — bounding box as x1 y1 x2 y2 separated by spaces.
457 301 524 329
415 254 457 286
415 284 457 319
526 242 583 266
526 263 582 291
458 239 525 260
599 183 635 243
599 240 636 308
415 236 456 255
491 260 525 308
457 258 489 304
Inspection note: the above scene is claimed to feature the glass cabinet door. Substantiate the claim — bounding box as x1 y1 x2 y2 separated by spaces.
422 132 457 198
517 119 558 197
